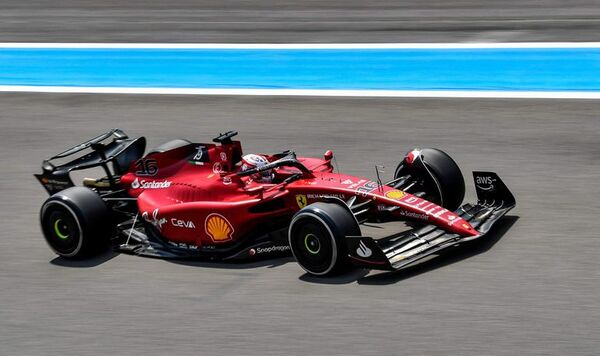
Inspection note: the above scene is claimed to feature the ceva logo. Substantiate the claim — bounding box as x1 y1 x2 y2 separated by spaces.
171 218 196 229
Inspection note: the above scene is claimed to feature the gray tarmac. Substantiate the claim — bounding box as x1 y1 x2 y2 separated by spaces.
1 1 600 355
2 0 600 43
1 94 599 355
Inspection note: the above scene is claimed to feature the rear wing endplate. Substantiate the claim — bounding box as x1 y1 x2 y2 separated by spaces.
34 129 146 195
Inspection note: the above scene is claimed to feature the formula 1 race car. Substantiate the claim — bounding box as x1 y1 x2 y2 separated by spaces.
35 129 515 276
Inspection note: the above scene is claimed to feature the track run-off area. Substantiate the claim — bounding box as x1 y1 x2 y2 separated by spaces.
2 42 600 98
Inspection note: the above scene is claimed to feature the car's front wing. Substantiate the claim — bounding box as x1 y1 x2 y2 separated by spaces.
346 172 516 271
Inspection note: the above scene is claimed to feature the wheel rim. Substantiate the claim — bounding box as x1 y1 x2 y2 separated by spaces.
53 219 70 239
42 204 81 256
304 233 321 255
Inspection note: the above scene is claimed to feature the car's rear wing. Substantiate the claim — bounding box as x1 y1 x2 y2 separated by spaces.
34 128 146 195
346 172 515 270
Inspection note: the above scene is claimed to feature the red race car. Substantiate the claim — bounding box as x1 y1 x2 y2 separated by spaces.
35 129 515 276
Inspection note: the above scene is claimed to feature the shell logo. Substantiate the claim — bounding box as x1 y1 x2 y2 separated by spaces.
385 190 406 200
205 213 234 242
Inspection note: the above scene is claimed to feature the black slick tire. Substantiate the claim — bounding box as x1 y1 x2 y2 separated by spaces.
395 148 465 211
288 202 360 276
40 187 112 259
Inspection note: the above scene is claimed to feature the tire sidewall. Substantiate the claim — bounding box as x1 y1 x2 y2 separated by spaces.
40 187 111 259
288 202 360 276
41 199 85 257
289 212 339 276
420 148 465 211
395 148 465 211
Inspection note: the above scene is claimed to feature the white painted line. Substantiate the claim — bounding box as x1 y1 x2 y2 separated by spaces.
0 42 600 49
1 86 599 99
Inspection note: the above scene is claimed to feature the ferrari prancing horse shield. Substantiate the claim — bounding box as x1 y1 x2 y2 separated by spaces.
296 194 307 208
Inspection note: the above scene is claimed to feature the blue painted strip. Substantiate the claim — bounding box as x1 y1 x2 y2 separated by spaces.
0 48 599 91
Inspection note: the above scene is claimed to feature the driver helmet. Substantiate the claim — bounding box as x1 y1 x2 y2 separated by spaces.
240 154 273 183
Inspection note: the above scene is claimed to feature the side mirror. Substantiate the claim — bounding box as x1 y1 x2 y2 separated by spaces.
90 142 105 151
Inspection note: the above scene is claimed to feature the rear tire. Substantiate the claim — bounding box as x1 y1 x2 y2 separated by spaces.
40 187 112 259
288 202 360 276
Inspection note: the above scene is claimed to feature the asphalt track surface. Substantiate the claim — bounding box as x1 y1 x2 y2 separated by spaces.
1 0 600 43
1 94 599 355
1 1 600 355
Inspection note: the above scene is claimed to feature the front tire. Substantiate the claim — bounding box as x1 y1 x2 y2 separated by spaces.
288 202 360 276
394 148 465 211
40 187 112 259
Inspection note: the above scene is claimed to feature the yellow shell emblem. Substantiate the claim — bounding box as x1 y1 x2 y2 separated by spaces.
205 213 234 242
385 190 405 200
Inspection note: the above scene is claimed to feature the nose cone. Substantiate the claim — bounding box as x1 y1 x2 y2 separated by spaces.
382 191 478 237
449 219 478 236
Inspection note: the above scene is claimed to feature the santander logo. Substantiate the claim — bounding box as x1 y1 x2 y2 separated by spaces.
131 177 171 189
131 178 140 189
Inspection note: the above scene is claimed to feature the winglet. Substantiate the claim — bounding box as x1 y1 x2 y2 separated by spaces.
472 171 516 208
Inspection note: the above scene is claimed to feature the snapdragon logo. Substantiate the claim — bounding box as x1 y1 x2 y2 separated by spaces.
131 178 171 189
255 245 290 254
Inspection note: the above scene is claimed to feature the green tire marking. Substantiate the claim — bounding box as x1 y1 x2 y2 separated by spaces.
53 219 69 240
304 233 321 255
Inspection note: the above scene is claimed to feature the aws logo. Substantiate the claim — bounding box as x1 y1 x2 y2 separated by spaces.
205 214 234 242
475 175 496 191
476 176 494 185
